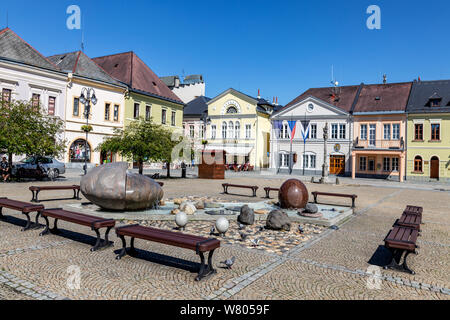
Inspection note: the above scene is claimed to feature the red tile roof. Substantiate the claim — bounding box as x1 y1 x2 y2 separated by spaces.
93 52 183 105
352 82 412 113
281 85 361 113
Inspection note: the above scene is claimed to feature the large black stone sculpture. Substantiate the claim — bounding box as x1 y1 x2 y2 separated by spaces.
80 162 163 211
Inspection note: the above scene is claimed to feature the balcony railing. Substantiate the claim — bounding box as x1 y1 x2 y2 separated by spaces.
353 137 404 150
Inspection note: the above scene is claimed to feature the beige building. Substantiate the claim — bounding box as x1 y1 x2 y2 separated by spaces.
204 88 277 169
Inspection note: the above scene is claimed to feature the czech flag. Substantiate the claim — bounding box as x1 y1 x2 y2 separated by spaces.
288 121 297 142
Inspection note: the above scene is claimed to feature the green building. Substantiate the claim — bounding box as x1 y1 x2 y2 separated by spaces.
93 52 184 130
406 80 450 182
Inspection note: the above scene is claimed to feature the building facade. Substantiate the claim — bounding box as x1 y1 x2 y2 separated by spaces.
350 82 411 182
47 51 127 167
406 80 450 182
204 88 276 169
270 86 357 175
0 28 67 162
93 52 185 130
182 96 211 159
161 75 205 104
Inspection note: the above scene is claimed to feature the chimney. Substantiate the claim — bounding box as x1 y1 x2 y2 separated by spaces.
257 89 261 99
275 97 278 106
383 74 387 84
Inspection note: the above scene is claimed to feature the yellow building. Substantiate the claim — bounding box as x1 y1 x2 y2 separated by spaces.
204 88 277 169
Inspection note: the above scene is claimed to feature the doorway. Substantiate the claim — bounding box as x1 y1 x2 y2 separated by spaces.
430 156 439 179
330 155 345 175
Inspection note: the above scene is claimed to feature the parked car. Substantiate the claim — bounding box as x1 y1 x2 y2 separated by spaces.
11 156 66 180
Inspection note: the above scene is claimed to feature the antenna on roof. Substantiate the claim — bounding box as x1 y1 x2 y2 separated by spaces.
6 10 8 28
81 30 85 51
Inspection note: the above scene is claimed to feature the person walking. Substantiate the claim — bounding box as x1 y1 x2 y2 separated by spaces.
1 157 11 182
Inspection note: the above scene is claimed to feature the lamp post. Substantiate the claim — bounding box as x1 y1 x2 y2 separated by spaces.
320 122 329 183
79 87 97 175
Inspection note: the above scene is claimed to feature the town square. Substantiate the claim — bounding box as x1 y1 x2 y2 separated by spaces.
0 0 449 307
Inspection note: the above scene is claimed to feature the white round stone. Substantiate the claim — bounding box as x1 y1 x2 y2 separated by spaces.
215 217 229 234
175 212 188 228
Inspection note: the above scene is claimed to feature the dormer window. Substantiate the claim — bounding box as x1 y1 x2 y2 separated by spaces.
226 106 237 114
430 99 441 107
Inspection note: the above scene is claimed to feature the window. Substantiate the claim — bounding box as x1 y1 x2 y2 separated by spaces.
431 124 440 141
368 158 375 171
113 105 119 121
310 155 316 168
339 124 346 139
133 103 140 119
279 154 289 168
369 124 376 146
228 121 234 139
245 124 251 139
392 124 400 140
303 155 309 168
171 111 176 126
414 156 423 172
32 93 40 110
2 89 11 106
226 106 237 113
359 157 367 171
383 124 391 140
104 103 110 121
211 125 216 139
145 105 151 121
48 96 56 115
360 124 367 140
430 99 440 107
282 123 290 139
222 122 227 139
383 157 390 171
200 125 204 139
235 121 240 139
392 158 399 172
414 124 423 140
190 125 195 138
161 109 167 124
331 124 338 139
73 97 80 116
310 124 317 139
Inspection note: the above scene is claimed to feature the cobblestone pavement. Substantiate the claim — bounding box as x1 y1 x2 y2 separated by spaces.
0 176 448 300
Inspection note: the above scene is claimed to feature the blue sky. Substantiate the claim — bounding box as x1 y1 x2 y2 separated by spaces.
2 0 450 105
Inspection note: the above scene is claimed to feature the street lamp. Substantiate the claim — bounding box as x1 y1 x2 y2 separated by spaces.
79 87 97 175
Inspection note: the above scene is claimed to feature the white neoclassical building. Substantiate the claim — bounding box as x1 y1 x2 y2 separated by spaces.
270 86 359 176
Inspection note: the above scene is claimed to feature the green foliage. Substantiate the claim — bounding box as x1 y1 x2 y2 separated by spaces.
97 118 182 173
81 125 93 132
0 100 66 160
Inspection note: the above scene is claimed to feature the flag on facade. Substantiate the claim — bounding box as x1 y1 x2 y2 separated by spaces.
288 120 297 142
300 120 310 143
273 120 283 138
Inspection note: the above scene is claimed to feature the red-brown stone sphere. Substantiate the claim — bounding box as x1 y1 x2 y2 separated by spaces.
278 179 309 209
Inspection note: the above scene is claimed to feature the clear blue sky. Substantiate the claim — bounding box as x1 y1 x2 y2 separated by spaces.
2 0 450 105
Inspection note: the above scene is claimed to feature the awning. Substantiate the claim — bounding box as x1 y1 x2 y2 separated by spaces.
205 145 254 156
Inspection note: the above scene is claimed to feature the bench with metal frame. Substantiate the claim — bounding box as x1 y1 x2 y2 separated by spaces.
29 185 81 203
222 183 258 197
0 197 44 231
311 191 357 208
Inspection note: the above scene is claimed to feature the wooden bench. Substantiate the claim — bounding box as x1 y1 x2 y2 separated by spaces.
404 205 423 217
222 183 258 197
263 187 279 199
115 224 221 281
311 191 357 208
29 185 81 203
0 197 44 231
39 208 115 252
395 212 422 231
383 226 419 274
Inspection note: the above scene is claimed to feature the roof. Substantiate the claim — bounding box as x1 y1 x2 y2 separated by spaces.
0 28 59 71
93 52 184 105
183 74 203 84
352 82 412 113
406 79 450 113
47 51 124 87
184 96 211 116
160 75 180 87
279 85 361 114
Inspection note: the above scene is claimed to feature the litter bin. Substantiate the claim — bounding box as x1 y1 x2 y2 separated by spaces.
181 162 186 178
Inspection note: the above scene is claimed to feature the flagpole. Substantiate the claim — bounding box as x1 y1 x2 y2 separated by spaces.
303 112 306 176
289 115 293 175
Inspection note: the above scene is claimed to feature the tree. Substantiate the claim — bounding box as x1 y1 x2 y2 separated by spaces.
0 100 66 168
97 118 182 175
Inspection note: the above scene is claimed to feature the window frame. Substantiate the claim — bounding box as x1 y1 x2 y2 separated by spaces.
48 96 56 116
104 103 111 121
161 109 167 124
414 123 423 141
431 123 440 141
133 103 140 119
414 156 423 173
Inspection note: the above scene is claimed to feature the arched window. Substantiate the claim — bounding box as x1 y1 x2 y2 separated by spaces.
235 121 240 139
228 121 234 139
226 106 238 114
222 122 227 139
414 156 423 172
69 139 91 163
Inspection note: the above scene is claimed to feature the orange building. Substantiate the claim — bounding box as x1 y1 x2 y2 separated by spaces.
350 82 412 182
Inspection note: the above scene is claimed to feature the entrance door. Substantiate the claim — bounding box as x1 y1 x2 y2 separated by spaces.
430 156 439 179
330 155 345 175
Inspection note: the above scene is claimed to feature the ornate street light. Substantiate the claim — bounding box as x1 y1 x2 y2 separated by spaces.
79 87 97 175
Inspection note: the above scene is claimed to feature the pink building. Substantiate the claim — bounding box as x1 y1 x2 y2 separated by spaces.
351 82 412 182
